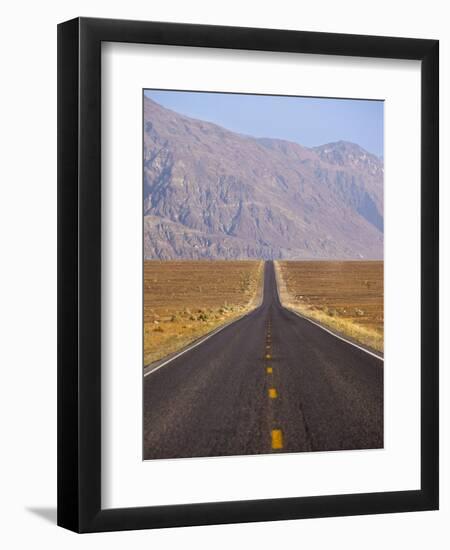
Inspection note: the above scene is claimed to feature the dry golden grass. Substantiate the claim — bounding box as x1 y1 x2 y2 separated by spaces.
275 260 384 353
144 260 264 365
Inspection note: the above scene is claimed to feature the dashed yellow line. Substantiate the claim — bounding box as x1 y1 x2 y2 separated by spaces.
265 321 282 450
271 429 283 449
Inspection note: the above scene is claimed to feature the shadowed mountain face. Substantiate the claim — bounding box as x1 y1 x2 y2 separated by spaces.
143 97 383 260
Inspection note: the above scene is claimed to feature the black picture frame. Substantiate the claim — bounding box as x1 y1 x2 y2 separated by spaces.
57 17 439 533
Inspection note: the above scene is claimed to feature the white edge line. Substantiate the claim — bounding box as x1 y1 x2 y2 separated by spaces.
144 262 266 377
273 261 384 363
288 308 384 362
144 310 254 377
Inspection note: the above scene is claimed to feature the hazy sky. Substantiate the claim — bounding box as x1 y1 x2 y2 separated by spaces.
144 90 384 158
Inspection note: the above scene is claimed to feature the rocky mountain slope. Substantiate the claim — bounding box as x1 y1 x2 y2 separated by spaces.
143 96 383 260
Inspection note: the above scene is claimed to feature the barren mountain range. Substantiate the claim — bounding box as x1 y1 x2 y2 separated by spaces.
143 96 383 260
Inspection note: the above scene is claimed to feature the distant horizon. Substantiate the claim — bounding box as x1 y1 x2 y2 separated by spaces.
143 258 383 262
144 90 384 158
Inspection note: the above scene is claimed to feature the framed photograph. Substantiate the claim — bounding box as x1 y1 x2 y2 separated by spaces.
57 17 439 532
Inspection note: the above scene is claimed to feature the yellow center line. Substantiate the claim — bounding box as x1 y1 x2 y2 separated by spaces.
271 429 283 450
266 320 281 451
268 388 277 399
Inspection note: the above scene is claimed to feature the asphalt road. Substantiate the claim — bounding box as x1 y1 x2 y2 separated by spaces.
143 261 383 459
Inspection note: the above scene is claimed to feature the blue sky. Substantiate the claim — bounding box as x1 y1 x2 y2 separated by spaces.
144 90 384 158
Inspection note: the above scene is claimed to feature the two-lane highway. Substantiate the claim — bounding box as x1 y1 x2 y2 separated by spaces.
143 261 383 459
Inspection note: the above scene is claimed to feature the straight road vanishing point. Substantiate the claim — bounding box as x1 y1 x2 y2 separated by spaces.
143 261 383 460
